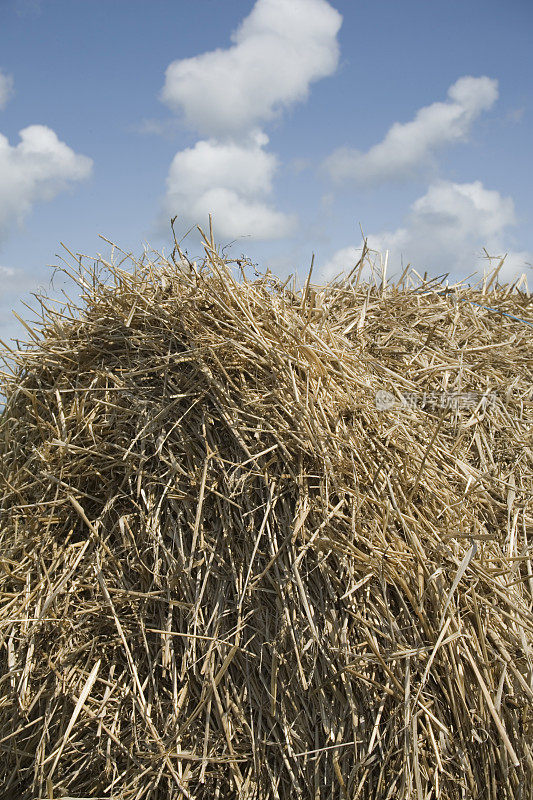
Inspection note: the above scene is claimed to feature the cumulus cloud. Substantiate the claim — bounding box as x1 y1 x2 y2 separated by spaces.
322 181 531 283
0 70 14 110
159 0 342 239
161 0 342 138
0 124 93 244
164 134 296 240
324 76 498 185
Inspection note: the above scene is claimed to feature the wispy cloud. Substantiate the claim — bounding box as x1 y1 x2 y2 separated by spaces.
0 265 41 334
133 117 184 139
324 76 498 186
322 181 531 283
14 0 42 18
0 70 14 111
0 264 40 297
504 107 525 125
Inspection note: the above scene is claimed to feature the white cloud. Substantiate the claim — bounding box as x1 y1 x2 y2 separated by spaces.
159 0 342 240
322 181 532 283
164 134 296 240
161 0 342 138
0 70 14 110
0 125 93 244
324 76 498 185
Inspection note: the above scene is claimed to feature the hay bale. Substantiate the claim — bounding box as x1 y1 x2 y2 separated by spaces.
0 237 532 799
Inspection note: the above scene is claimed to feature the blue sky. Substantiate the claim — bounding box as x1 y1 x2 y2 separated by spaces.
0 0 532 346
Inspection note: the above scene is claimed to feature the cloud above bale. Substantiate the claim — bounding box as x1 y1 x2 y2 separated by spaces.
324 76 498 185
161 0 342 139
164 134 296 240
160 0 343 240
322 181 532 282
0 124 93 245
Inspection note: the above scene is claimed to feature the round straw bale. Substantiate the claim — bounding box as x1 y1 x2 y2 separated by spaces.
0 242 532 799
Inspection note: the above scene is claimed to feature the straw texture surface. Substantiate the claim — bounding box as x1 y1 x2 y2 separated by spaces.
1 237 532 799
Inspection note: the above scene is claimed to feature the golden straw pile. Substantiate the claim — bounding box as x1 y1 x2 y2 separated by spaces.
0 233 532 799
